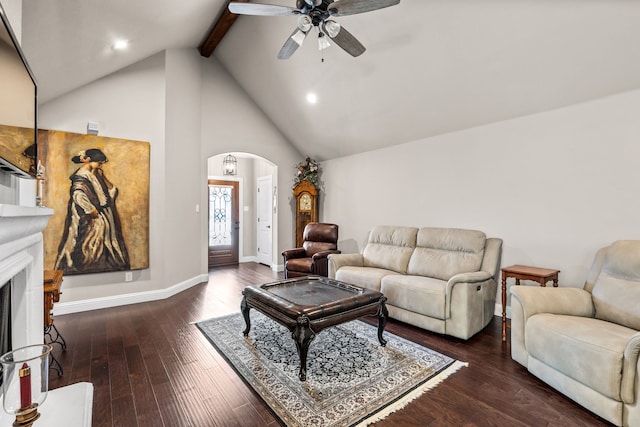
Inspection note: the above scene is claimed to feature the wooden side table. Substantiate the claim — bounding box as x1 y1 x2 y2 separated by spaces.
501 264 560 342
44 269 66 375
44 269 63 328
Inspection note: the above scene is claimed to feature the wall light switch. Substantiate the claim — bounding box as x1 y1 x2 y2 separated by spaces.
125 271 133 282
195 204 200 213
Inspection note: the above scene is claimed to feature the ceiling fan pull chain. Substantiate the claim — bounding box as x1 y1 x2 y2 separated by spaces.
318 29 327 62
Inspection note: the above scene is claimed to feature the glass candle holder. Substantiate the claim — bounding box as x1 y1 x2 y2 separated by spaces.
0 344 52 426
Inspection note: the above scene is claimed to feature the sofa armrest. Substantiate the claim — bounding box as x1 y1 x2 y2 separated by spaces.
328 253 364 279
447 271 493 287
622 332 640 404
311 250 341 261
438 271 497 339
282 248 306 261
311 250 341 277
510 286 594 319
444 271 494 305
510 286 594 367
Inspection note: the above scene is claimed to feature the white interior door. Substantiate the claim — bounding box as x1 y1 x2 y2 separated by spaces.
257 175 272 266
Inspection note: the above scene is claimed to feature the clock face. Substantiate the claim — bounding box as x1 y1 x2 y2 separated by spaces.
299 193 312 211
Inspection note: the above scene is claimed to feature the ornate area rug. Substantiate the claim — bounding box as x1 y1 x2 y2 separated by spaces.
196 312 466 427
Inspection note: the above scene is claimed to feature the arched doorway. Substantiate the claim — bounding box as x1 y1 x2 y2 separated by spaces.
207 153 278 269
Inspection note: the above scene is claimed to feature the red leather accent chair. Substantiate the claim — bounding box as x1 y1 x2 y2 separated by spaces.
282 223 340 278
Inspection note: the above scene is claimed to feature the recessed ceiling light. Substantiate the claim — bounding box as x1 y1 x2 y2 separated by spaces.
306 93 318 104
113 39 129 50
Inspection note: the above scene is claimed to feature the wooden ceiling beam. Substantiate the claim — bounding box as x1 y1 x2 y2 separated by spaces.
198 0 248 58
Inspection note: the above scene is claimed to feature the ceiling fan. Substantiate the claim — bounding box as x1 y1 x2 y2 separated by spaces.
228 0 400 59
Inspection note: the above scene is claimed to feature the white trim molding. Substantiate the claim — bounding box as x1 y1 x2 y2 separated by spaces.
239 256 283 273
54 273 209 315
239 255 257 263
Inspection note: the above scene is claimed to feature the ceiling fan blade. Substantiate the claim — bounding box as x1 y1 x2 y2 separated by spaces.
322 21 365 57
328 0 400 17
228 2 299 16
277 28 309 59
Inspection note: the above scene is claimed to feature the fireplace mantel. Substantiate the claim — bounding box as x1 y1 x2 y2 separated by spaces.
0 204 54 247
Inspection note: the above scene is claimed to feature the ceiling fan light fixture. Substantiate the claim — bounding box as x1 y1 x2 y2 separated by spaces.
298 15 312 32
318 32 331 50
324 20 341 38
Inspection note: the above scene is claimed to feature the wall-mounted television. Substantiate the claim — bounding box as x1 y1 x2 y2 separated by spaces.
0 3 37 178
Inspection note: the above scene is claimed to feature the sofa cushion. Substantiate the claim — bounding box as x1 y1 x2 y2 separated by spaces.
302 223 338 256
381 275 446 320
362 226 417 274
335 266 398 292
591 240 640 330
285 258 313 273
527 313 635 400
407 228 486 281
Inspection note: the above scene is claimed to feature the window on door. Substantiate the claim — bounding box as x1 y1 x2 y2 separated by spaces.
209 185 233 246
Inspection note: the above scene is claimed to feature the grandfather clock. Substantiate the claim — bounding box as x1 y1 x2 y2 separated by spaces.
293 179 318 247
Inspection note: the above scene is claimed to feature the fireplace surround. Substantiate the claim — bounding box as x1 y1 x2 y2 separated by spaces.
0 203 94 426
0 204 53 350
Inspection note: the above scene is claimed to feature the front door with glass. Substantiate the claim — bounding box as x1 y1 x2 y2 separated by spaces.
208 180 239 268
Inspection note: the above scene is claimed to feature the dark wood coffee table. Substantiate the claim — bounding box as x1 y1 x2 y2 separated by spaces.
241 276 388 381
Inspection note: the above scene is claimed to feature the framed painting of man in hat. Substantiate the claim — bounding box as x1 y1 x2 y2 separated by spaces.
39 130 150 275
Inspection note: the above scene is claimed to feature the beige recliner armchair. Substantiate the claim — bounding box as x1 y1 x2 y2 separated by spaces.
510 240 640 427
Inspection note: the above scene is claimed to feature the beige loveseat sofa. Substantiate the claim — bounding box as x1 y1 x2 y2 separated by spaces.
328 226 503 340
511 240 640 427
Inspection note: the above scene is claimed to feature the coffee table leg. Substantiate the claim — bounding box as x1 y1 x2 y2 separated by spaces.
377 297 388 347
293 315 315 381
240 293 251 336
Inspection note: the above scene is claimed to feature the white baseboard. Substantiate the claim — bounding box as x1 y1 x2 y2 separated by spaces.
54 273 209 316
239 256 283 273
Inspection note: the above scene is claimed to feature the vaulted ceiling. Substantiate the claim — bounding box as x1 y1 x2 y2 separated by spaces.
21 0 640 161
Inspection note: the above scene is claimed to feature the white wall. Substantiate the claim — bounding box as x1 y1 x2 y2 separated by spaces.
200 57 302 266
12 21 639 316
0 0 20 39
164 49 205 282
38 52 167 302
322 89 640 309
33 49 302 309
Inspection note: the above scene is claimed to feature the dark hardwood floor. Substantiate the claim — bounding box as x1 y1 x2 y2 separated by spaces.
49 263 612 426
